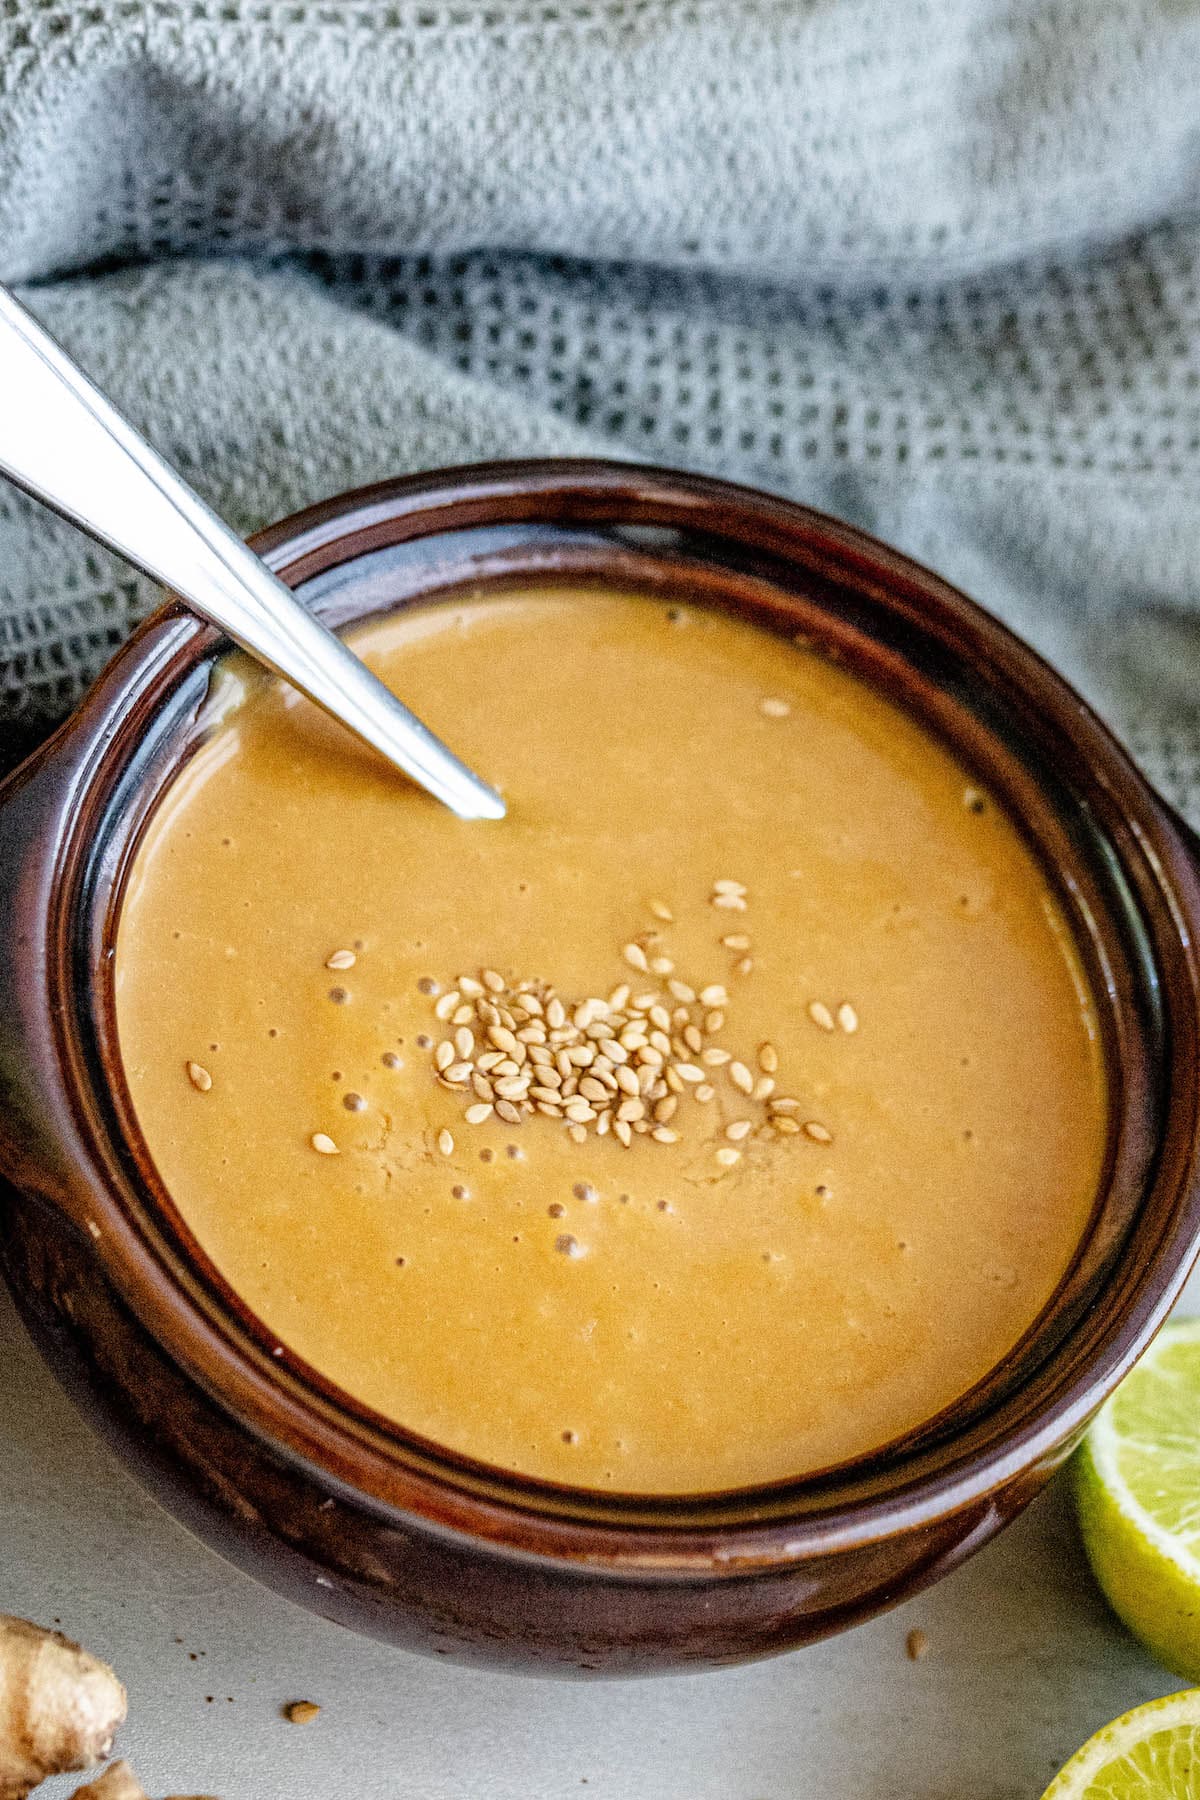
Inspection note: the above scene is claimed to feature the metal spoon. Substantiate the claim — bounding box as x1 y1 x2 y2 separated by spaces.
0 286 505 821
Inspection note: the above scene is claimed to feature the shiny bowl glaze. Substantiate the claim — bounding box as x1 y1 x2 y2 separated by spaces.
1 460 1198 1675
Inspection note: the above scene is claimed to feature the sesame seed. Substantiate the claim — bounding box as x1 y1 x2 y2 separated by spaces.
808 1001 836 1032
434 990 460 1020
310 1132 339 1155
652 1127 679 1144
668 979 696 1003
482 968 505 993
770 1097 801 1113
720 934 751 951
464 1102 494 1125
495 1100 524 1124
715 1147 741 1167
650 955 674 976
803 1121 833 1143
454 1026 475 1060
674 1063 705 1083
568 1124 588 1145
730 1061 754 1095
704 1010 725 1033
712 893 748 911
694 1084 716 1103
736 957 754 976
760 696 791 718
726 1120 752 1142
758 1043 779 1073
435 1041 455 1072
623 943 649 972
444 1062 473 1084
614 1119 633 1147
458 976 484 997
753 1076 776 1102
326 949 357 971
653 1095 678 1123
649 899 674 922
774 1116 801 1135
186 1060 213 1093
699 984 728 1007
437 1129 455 1156
838 1002 859 1034
713 879 747 896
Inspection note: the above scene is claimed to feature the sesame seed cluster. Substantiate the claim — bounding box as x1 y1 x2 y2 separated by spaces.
422 881 849 1172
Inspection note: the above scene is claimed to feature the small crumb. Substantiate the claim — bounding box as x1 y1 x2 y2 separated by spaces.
905 1629 930 1662
284 1700 321 1724
963 788 987 815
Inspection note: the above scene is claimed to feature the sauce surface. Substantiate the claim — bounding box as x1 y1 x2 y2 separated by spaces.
115 589 1107 1493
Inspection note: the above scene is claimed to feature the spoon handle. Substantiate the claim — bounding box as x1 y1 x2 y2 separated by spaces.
0 287 505 821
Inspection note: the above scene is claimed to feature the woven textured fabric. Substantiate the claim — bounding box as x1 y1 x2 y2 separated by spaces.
3 0 1200 811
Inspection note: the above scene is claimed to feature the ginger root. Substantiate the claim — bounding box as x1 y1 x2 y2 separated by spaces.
0 1614 126 1800
67 1757 217 1800
67 1763 146 1800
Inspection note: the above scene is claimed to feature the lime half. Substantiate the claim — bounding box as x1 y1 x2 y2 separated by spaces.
1074 1316 1200 1681
1040 1689 1200 1797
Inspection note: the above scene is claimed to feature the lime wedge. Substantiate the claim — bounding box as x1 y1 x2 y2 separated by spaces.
1074 1316 1200 1681
1040 1690 1200 1798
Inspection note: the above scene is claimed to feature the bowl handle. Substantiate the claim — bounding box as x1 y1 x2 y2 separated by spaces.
0 723 106 1237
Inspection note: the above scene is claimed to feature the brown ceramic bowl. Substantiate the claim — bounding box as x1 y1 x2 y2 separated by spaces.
1 459 1199 1676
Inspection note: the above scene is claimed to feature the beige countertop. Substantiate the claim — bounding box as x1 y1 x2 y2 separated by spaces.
4 1271 1196 1800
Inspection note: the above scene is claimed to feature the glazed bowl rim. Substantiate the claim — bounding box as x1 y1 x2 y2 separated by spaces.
6 456 1200 1576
